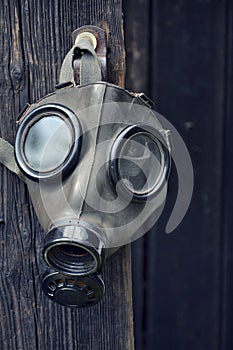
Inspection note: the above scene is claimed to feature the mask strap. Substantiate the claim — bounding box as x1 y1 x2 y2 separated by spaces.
0 138 25 181
59 32 102 86
76 35 102 85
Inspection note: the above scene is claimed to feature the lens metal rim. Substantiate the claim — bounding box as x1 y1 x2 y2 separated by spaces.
15 103 82 181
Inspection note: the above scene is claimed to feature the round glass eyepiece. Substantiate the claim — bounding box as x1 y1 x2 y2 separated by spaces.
119 133 163 194
109 125 170 201
15 104 82 181
24 116 73 172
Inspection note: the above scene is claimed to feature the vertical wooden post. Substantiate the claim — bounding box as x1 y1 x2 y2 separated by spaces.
0 1 134 349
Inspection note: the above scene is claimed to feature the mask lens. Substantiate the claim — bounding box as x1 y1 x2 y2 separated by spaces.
119 133 162 194
24 116 73 172
109 125 170 201
15 104 82 181
24 116 72 172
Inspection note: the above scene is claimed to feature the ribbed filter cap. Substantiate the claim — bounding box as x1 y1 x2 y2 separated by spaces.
41 269 104 307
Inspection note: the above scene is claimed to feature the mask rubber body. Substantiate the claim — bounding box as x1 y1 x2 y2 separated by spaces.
15 82 170 277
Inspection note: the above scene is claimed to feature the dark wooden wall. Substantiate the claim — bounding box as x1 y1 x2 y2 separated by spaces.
1 1 232 349
123 0 233 349
0 1 134 349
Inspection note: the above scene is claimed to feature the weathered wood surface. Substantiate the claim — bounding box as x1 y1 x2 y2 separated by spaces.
124 0 230 349
123 1 150 349
0 1 134 349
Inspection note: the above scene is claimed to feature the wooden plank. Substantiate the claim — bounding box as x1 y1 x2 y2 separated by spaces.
145 1 226 349
123 0 229 349
123 1 151 349
221 0 233 349
123 0 151 94
0 1 134 349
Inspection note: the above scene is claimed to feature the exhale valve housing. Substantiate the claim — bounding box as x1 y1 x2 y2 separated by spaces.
10 26 171 307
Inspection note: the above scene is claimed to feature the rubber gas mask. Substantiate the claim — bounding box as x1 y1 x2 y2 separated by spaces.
0 27 171 307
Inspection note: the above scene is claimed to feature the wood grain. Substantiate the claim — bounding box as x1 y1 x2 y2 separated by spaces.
124 0 228 349
0 1 134 349
123 1 151 349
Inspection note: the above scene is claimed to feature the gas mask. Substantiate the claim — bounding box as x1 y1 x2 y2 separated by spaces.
0 27 171 307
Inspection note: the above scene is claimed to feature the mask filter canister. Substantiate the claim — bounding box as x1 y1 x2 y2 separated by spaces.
41 269 104 307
